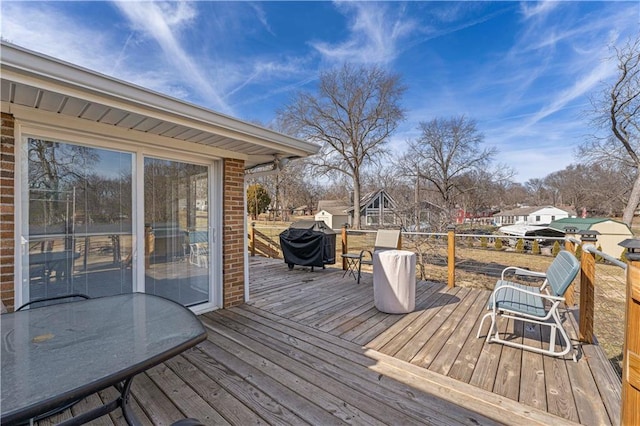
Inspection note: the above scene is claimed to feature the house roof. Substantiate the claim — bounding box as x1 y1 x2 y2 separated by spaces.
0 42 319 169
498 225 565 238
317 200 350 216
495 205 573 217
549 217 631 233
344 189 397 213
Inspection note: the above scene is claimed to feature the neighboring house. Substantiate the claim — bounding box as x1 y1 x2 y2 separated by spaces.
549 217 633 258
455 208 473 224
0 42 318 313
292 205 313 216
455 208 500 225
315 200 350 229
345 189 399 228
493 206 574 226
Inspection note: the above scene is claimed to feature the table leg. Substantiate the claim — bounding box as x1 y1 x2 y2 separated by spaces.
117 377 142 426
341 256 360 281
54 378 141 426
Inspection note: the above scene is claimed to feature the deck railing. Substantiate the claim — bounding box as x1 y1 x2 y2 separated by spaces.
339 225 639 425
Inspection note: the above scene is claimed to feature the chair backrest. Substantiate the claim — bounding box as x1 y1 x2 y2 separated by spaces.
16 294 91 311
374 229 401 251
546 250 580 297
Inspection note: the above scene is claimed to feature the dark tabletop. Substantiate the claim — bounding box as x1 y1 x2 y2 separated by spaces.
1 293 206 423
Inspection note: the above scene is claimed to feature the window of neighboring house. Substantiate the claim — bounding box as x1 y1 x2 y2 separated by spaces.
551 215 555 221
536 215 541 221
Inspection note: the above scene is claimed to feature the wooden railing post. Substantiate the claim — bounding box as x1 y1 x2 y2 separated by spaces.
447 225 456 289
564 226 578 307
342 224 348 271
619 238 640 426
250 222 256 257
578 230 599 344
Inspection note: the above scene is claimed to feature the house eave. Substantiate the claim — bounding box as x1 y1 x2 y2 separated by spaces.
0 42 319 168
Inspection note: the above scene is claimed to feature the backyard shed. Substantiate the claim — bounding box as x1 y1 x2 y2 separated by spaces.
315 200 350 229
549 217 633 258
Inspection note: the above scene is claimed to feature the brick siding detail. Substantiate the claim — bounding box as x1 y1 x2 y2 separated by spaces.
0 113 15 312
222 158 245 308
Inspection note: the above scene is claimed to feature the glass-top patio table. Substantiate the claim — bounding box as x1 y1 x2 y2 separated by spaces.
1 293 207 425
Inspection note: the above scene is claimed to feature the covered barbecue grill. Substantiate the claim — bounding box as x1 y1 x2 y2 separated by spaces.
279 221 337 270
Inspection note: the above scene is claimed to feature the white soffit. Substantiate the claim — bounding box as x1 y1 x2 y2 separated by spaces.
0 42 319 168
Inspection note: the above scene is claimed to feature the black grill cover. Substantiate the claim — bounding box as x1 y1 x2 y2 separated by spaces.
280 221 336 269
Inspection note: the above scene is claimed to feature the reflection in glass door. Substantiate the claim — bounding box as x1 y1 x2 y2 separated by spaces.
144 157 209 306
22 138 134 302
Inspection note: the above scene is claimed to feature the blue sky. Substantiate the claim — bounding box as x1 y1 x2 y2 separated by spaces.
2 1 638 182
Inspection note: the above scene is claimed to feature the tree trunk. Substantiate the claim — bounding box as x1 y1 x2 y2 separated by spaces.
353 181 361 230
414 175 420 231
622 170 640 227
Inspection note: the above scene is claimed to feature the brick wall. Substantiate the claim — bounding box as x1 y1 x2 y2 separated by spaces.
1 113 15 312
222 158 246 307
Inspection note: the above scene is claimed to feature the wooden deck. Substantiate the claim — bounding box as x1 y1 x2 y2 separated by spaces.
40 257 621 425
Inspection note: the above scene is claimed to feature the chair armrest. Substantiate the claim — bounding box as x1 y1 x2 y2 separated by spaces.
501 266 546 280
492 283 565 303
359 250 373 261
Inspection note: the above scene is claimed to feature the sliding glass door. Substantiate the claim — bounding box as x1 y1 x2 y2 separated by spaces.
144 157 210 306
22 138 134 301
21 137 214 308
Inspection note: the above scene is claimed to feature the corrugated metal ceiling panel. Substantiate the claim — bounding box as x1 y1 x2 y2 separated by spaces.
12 84 38 106
60 98 89 117
133 117 162 132
147 121 177 136
0 81 11 102
99 109 128 125
81 103 110 121
116 113 146 129
38 91 66 112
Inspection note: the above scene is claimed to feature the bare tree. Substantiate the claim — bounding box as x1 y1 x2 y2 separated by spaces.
277 63 406 229
406 116 497 224
457 169 506 222
581 37 640 226
496 181 528 209
544 163 627 216
525 178 548 205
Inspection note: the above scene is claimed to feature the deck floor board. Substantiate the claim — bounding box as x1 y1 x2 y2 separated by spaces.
37 257 620 425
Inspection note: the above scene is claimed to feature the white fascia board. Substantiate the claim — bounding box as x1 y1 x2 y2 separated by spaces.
1 43 320 158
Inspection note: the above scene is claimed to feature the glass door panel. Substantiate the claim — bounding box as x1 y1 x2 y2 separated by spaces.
144 157 209 306
23 138 134 302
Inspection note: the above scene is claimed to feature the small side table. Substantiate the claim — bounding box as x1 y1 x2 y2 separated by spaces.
341 253 363 283
373 250 416 313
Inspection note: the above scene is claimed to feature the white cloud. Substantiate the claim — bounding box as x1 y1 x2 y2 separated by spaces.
520 1 560 21
113 1 232 114
248 2 274 36
0 3 113 73
312 2 418 65
0 2 224 109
